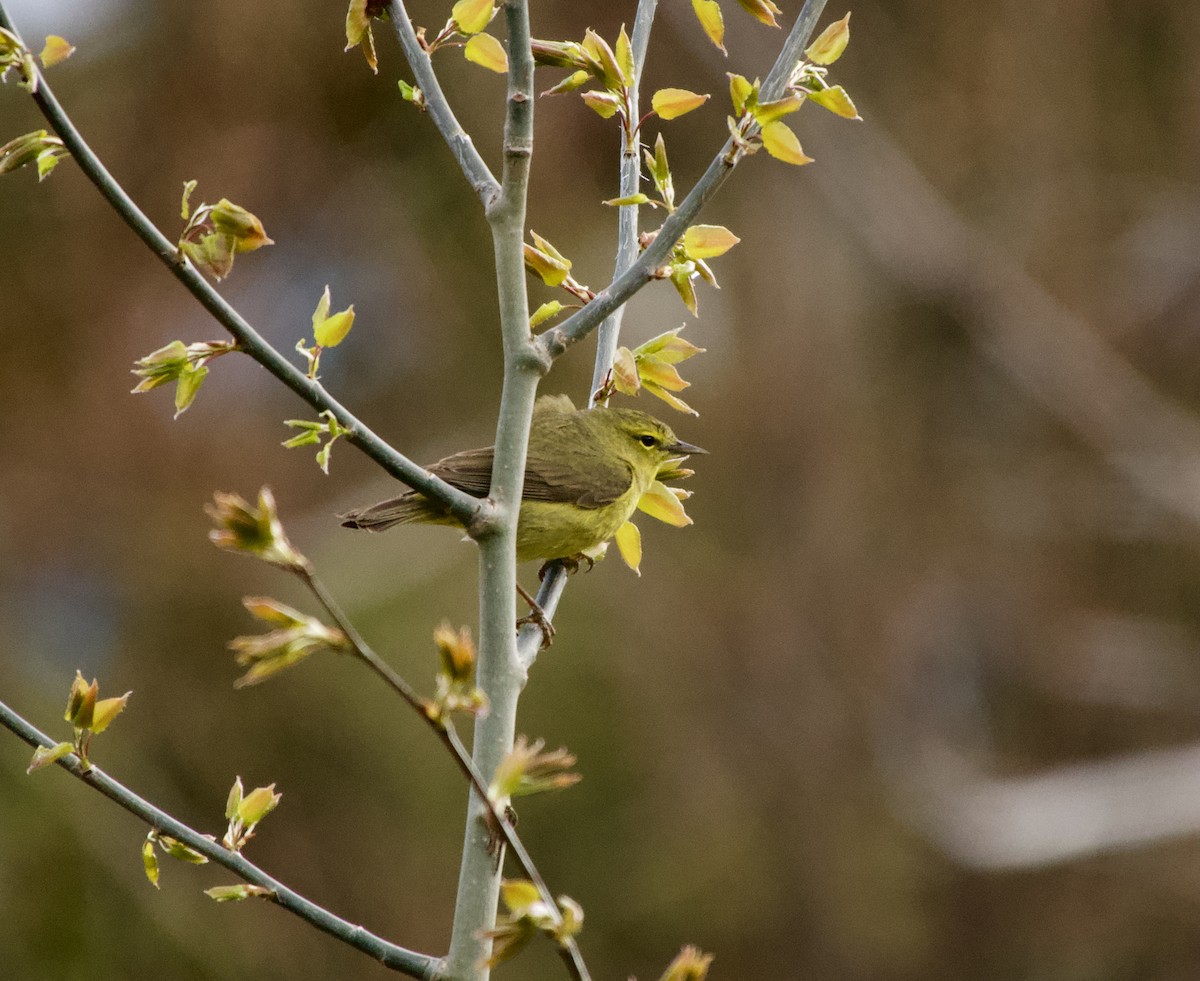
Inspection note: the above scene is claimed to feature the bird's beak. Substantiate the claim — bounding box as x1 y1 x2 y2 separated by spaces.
665 439 707 456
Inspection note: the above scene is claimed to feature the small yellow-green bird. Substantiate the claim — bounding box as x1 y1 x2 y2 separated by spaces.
340 394 705 563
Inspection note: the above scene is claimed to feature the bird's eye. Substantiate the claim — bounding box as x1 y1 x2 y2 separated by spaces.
639 434 657 448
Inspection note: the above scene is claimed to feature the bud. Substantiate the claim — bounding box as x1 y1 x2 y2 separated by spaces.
206 488 309 572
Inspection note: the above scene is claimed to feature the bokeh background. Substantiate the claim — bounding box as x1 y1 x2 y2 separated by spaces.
3 1 1200 978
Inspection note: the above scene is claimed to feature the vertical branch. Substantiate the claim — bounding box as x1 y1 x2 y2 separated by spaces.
520 0 659 674
446 1 544 977
588 0 659 404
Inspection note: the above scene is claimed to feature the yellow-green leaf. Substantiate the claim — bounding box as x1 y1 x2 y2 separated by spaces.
39 35 74 68
604 192 651 207
728 73 756 116
637 480 693 527
27 741 74 774
543 69 590 96
142 837 160 888
464 33 507 73
805 12 851 65
761 120 813 165
90 692 131 734
683 224 740 259
500 879 542 914
692 0 726 53
452 0 493 35
736 0 782 28
529 300 564 329
615 26 635 86
652 88 710 121
615 521 642 575
751 92 806 125
612 346 640 395
643 381 697 415
807 84 861 120
638 359 689 392
315 308 355 348
580 90 621 118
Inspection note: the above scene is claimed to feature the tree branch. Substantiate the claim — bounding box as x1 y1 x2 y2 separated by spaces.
386 0 502 209
537 0 829 363
299 565 588 981
0 698 439 979
0 5 483 528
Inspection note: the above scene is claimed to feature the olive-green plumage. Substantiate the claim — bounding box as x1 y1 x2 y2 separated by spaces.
341 395 705 562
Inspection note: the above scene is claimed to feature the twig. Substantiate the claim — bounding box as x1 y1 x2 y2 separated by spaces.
537 0 829 363
299 566 581 953
386 0 501 209
0 4 483 529
0 698 439 979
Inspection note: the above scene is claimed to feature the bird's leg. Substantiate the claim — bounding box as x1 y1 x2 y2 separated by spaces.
536 553 595 582
516 582 555 648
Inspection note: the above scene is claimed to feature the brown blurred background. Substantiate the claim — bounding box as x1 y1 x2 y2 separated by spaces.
4 1 1200 978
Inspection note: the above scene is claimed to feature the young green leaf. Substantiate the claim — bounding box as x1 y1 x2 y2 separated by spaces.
691 0 726 53
683 224 740 259
451 0 494 35
806 84 861 120
736 0 782 28
805 12 851 65
761 120 814 165
615 521 642 575
651 88 710 121
465 33 508 73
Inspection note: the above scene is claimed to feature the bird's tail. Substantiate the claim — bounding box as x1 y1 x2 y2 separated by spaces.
340 495 432 532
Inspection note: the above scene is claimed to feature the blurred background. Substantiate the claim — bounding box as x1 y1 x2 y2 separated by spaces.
3 1 1200 978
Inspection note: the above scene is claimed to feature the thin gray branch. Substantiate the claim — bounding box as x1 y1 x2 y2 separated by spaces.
0 5 483 528
386 0 502 208
538 0 829 362
0 698 438 979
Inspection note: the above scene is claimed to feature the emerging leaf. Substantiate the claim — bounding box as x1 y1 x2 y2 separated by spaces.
490 735 581 804
761 120 814 165
805 12 851 65
27 741 74 774
205 884 273 902
39 35 74 68
806 84 861 120
652 88 710 121
691 0 726 54
465 33 508 73
751 92 806 126
529 300 565 329
580 89 621 119
142 837 160 888
683 224 740 260
90 692 131 734
615 521 642 574
637 480 693 526
659 945 715 981
451 0 494 35
615 25 635 84
728 73 756 116
345 0 379 73
206 487 310 572
542 69 590 97
611 346 640 395
581 29 626 90
736 0 782 28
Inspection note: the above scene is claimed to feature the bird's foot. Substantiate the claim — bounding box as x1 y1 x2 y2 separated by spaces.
516 582 555 649
537 553 595 581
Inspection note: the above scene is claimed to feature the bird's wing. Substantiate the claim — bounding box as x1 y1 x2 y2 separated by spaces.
523 446 634 508
428 447 495 498
429 443 633 509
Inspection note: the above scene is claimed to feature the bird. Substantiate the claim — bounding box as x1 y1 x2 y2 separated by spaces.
341 394 706 565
